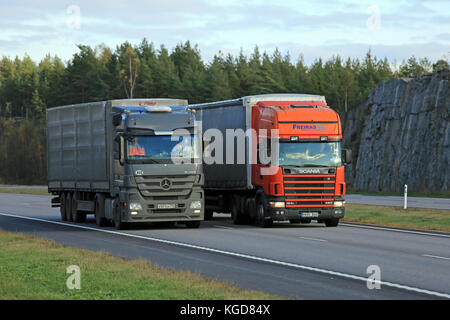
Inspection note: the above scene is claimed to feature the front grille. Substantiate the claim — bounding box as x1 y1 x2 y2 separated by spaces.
285 183 335 188
284 176 335 182
283 173 336 208
151 209 185 214
135 175 195 200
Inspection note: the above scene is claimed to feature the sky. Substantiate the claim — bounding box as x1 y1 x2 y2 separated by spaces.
0 0 449 65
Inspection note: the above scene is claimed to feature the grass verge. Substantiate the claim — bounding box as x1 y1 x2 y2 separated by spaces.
343 204 450 232
0 229 280 300
0 188 50 196
347 190 450 199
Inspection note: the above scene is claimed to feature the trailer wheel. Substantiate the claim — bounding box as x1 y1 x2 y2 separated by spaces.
255 194 273 228
71 192 86 223
60 192 67 221
95 194 108 227
65 192 73 222
324 218 339 227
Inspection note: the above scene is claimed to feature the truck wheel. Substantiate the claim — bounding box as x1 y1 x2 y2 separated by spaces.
231 195 246 225
72 192 86 223
255 195 273 228
113 199 127 230
113 210 126 230
324 218 339 227
185 221 201 228
95 194 108 227
204 209 213 221
66 192 73 222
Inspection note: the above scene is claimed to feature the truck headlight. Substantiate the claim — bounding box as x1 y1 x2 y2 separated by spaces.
334 201 345 207
129 202 143 211
190 201 202 209
269 201 285 208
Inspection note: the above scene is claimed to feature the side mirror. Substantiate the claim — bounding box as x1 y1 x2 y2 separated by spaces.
343 149 352 165
114 135 125 165
120 136 125 165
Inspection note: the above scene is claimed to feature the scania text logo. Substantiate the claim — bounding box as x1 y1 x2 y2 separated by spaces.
298 169 321 174
160 178 172 190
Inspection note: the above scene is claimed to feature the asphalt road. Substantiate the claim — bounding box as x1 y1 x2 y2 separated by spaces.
1 193 450 299
2 185 449 209
346 194 450 210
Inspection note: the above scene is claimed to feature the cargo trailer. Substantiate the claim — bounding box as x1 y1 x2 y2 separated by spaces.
47 99 204 229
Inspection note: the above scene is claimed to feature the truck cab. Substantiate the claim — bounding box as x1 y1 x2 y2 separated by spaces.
111 104 204 228
252 100 350 227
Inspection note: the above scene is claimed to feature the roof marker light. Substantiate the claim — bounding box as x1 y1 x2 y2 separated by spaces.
145 106 172 113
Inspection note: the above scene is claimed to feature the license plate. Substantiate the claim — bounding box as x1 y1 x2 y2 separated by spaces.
157 204 176 209
301 212 319 218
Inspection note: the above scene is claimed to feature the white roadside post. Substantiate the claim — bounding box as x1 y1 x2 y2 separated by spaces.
404 184 408 210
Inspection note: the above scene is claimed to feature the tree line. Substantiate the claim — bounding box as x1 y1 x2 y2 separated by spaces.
0 39 448 184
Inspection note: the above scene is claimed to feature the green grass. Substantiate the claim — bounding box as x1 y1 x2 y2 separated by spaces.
347 190 450 199
343 204 450 232
0 230 280 300
0 188 50 196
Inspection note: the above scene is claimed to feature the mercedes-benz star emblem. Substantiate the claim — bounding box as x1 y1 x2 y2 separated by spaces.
160 178 171 190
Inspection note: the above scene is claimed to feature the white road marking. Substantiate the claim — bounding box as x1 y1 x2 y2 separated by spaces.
423 254 450 261
0 211 449 299
340 223 450 238
298 236 328 242
213 225 235 230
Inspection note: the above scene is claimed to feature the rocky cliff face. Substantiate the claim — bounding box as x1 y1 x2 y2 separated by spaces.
342 69 449 193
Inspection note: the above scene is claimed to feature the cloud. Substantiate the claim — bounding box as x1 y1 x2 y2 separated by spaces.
0 0 448 65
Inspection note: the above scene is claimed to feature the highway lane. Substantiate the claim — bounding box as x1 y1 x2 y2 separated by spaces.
2 185 449 209
346 194 450 210
1 193 450 299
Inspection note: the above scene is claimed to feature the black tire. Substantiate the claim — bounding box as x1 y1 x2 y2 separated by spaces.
113 198 126 230
204 209 213 221
255 194 273 228
95 194 108 227
231 195 246 225
300 218 312 224
324 218 339 227
289 219 301 224
66 192 73 222
72 192 86 223
60 193 67 221
185 221 201 228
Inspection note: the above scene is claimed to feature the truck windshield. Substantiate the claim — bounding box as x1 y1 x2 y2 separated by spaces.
279 142 342 167
127 135 199 163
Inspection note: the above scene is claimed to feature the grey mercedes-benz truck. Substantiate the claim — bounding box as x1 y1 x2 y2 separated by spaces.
47 99 204 229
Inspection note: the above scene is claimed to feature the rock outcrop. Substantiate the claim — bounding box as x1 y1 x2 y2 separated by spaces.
342 69 449 192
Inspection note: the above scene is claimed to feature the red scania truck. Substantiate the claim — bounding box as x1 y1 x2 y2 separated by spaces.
190 94 351 228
